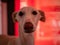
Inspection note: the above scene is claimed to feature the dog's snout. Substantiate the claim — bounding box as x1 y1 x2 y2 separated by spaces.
25 16 31 21
26 19 31 22
24 22 34 33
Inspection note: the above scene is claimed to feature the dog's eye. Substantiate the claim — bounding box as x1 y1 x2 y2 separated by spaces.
19 11 24 16
32 11 37 15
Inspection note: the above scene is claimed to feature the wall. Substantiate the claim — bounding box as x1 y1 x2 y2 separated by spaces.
0 1 2 35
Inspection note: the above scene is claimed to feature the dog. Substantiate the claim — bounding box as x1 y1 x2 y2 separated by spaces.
0 7 45 45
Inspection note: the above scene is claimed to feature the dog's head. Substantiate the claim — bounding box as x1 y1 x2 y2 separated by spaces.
12 7 46 33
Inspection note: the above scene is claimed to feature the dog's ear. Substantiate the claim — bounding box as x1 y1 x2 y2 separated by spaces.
38 10 46 22
12 12 18 23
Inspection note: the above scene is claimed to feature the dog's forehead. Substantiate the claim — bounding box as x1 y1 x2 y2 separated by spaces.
20 7 36 11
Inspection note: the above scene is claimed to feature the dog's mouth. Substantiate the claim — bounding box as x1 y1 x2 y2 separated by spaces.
24 22 34 33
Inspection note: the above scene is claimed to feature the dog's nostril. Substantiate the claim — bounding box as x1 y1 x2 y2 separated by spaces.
24 22 34 33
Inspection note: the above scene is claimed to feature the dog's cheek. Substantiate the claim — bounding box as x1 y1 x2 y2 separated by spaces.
15 14 21 22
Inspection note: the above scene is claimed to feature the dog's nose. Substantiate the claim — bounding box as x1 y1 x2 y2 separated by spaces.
24 22 34 33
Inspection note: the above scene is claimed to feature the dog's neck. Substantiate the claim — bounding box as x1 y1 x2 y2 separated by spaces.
17 26 34 45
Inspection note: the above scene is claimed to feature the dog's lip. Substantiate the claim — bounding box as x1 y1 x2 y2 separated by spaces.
24 22 34 33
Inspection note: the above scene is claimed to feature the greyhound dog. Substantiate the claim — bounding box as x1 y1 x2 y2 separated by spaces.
0 7 45 45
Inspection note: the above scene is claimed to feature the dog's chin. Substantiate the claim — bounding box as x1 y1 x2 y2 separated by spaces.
24 22 34 33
